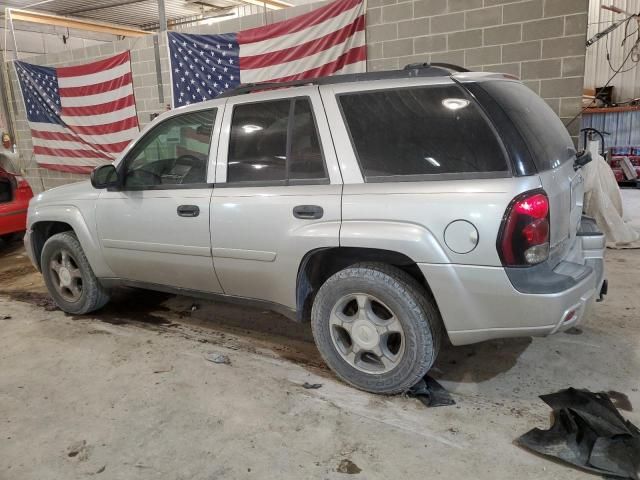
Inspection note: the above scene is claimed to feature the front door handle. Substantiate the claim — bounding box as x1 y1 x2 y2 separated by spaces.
293 205 323 220
177 205 200 217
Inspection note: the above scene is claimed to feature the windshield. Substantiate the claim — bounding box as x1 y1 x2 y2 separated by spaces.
476 81 575 172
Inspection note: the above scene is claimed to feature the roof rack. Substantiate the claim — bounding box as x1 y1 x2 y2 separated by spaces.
405 62 470 73
217 62 467 98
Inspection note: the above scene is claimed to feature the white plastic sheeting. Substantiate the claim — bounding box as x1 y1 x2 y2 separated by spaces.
583 139 640 247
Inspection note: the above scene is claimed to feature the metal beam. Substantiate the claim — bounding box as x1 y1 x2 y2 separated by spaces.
7 9 19 58
7 8 151 37
140 9 235 30
239 0 292 10
157 0 167 32
63 0 152 15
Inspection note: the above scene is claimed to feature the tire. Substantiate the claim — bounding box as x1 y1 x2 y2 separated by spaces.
311 262 442 394
41 231 110 314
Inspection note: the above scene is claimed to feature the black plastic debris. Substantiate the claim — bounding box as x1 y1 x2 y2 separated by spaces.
407 375 455 407
517 388 639 479
302 382 322 389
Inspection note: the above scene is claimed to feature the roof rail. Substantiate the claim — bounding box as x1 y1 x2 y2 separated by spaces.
405 62 470 73
217 62 466 98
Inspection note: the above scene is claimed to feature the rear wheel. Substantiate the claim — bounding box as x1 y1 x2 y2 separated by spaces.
41 232 109 314
311 262 441 394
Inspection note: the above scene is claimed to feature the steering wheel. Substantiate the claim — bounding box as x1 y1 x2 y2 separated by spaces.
174 154 201 167
126 168 162 186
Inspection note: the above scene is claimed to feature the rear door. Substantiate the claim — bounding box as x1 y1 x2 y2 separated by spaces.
211 86 342 310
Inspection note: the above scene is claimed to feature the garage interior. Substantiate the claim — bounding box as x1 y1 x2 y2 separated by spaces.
1 0 640 478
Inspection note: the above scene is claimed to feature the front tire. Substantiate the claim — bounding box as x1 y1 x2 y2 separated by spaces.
41 231 110 314
311 262 442 394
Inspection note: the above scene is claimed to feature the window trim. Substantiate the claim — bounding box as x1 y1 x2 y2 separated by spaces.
116 108 217 191
336 84 512 183
222 95 330 187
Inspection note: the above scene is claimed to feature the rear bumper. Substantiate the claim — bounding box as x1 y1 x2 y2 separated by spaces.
421 216 606 346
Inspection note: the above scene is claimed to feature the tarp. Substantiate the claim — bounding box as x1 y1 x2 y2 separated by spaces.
582 139 640 248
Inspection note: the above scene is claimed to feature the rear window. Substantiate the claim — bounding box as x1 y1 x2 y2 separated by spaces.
338 85 508 181
476 81 575 172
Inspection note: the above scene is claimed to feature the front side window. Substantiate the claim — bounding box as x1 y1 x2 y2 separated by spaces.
227 98 326 184
338 85 508 181
122 109 215 188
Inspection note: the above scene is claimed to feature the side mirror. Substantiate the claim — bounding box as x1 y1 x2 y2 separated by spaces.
90 164 118 189
574 150 592 170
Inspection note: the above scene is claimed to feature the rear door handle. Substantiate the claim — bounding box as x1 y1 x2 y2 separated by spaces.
177 205 200 217
293 205 323 220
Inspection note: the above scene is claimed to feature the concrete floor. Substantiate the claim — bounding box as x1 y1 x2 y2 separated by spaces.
1 190 639 480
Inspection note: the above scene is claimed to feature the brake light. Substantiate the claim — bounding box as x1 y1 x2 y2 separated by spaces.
497 190 550 266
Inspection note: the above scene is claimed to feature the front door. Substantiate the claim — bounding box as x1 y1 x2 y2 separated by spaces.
211 86 342 310
95 107 224 293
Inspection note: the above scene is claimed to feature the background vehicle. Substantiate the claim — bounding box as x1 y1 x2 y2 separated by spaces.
0 155 33 241
24 65 606 394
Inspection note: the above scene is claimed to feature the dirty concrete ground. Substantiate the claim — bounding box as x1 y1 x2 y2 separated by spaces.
1 190 639 480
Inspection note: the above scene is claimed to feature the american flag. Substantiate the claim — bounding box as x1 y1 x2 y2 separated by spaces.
168 0 366 107
15 52 139 174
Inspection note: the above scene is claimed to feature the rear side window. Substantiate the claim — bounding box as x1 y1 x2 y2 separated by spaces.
338 85 507 181
227 98 327 184
476 81 575 172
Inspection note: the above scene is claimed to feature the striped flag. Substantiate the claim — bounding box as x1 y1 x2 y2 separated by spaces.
15 52 139 174
168 0 366 107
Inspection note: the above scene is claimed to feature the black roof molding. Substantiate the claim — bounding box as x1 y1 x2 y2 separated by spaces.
217 63 467 98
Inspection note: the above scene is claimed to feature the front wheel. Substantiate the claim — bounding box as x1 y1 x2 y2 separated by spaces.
311 262 442 394
41 231 110 314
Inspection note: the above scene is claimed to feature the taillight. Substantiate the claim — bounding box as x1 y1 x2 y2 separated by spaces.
497 190 550 266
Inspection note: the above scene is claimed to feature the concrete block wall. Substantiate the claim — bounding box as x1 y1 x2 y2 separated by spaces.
365 0 588 136
8 0 588 192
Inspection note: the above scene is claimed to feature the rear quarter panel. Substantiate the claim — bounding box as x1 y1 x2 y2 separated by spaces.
341 177 542 266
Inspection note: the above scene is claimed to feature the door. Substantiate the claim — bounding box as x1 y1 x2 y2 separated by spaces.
211 87 342 309
95 107 224 293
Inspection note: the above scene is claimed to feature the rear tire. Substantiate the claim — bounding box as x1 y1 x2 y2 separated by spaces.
41 231 110 314
311 262 442 394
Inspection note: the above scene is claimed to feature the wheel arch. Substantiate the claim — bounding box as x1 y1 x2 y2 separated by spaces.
29 205 114 277
296 246 440 323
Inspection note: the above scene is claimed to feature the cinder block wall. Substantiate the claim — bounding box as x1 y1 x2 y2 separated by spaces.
8 0 588 192
366 0 588 134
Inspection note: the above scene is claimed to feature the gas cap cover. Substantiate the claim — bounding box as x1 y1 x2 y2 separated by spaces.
444 220 479 254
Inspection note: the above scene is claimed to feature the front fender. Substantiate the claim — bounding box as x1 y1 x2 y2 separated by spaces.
29 204 115 278
340 220 450 264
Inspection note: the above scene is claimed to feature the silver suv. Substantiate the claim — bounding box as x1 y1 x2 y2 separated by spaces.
25 65 606 394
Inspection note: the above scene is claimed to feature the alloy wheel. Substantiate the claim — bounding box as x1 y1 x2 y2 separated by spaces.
329 293 405 374
49 249 83 303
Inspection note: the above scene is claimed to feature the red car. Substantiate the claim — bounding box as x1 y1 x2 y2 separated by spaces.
0 161 34 240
